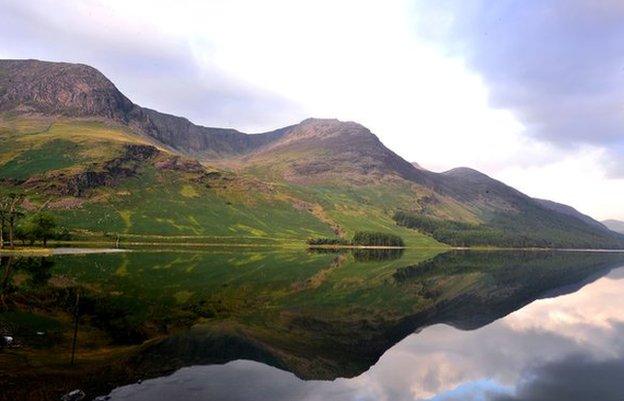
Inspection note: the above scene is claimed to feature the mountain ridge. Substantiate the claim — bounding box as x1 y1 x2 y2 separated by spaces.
0 59 288 159
1 59 623 248
603 219 624 234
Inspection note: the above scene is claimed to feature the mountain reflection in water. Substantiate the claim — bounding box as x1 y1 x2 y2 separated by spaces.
107 262 624 401
1 249 624 401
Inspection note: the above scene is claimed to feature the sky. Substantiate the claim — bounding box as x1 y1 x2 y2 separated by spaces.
1 0 622 220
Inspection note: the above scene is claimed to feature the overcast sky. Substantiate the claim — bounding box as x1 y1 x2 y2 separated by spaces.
1 0 622 220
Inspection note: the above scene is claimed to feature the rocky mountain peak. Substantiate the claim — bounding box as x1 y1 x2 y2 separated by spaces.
287 118 373 140
0 59 134 120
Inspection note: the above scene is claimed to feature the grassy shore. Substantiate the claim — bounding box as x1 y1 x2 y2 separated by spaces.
2 239 622 255
0 247 54 256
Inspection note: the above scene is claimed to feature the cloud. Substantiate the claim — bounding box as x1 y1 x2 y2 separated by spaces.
414 0 624 176
489 353 624 401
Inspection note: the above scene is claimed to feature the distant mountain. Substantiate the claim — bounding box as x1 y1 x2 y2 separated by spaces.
534 199 608 230
603 220 624 234
1 59 623 249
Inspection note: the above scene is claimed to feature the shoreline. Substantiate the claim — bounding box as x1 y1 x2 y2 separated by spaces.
0 247 130 256
1 241 624 256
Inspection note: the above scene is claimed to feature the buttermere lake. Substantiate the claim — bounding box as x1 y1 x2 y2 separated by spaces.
2 248 624 400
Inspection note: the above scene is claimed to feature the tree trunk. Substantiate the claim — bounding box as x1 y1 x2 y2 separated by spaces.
0 222 3 249
1 257 15 309
1 257 13 291
8 217 14 249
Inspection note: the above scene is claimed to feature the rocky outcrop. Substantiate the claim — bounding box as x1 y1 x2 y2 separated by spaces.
24 144 159 196
0 59 133 119
154 155 205 173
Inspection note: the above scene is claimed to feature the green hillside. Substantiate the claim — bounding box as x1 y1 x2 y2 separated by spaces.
0 117 441 248
1 59 623 249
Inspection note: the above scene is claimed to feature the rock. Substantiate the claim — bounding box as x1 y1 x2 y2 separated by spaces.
60 389 85 401
25 144 160 197
154 155 205 173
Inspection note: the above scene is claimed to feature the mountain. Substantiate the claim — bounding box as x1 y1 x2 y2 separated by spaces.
534 199 608 230
0 59 284 158
395 167 624 248
235 118 428 183
1 59 623 248
603 219 624 234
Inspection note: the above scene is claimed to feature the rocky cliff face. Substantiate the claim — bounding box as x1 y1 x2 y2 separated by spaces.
128 107 286 158
0 59 134 119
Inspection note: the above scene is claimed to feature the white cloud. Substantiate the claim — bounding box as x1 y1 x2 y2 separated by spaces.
497 147 624 221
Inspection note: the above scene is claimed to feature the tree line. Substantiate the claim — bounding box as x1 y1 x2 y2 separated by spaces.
0 194 66 249
393 210 553 248
307 231 405 247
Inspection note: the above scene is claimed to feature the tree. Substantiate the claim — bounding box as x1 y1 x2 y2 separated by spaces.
15 212 58 246
33 213 57 246
352 231 405 247
0 194 24 249
0 202 6 249
0 256 15 309
15 219 38 245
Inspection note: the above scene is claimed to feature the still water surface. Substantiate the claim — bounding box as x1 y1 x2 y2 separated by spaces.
1 249 624 400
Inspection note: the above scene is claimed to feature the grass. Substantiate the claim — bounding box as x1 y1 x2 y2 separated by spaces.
0 118 338 242
0 117 449 248
0 139 83 180
0 118 450 248
284 182 446 248
54 167 337 239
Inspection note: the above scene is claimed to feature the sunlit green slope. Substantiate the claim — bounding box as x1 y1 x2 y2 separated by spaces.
0 117 442 247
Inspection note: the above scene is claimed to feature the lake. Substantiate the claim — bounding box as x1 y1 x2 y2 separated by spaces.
1 248 624 400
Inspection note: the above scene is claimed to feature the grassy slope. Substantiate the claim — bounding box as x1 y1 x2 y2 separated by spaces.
284 182 443 247
58 167 334 240
0 117 443 247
